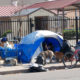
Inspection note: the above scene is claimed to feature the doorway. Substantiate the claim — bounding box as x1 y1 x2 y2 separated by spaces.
35 16 48 30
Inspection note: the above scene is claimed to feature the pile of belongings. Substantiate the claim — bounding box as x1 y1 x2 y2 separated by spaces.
28 63 48 72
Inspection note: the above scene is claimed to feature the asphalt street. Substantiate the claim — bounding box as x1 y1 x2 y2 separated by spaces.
0 67 80 80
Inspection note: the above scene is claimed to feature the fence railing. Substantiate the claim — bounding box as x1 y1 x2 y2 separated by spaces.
0 17 79 45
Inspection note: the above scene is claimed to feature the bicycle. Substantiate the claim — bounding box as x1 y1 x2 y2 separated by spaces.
62 44 80 69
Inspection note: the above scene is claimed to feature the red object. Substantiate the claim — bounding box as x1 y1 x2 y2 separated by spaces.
24 0 80 10
0 6 26 17
74 49 80 55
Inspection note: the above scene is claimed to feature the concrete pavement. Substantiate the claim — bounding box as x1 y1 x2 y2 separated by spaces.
0 63 30 75
0 60 65 75
0 60 80 75
1 68 80 80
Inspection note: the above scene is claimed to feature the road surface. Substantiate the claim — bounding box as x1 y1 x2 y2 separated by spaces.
0 67 80 80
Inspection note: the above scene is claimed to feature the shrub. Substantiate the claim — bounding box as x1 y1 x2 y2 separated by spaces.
63 29 80 39
1 30 12 37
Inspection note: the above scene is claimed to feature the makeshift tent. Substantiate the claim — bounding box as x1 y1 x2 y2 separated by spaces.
0 30 63 63
19 30 63 63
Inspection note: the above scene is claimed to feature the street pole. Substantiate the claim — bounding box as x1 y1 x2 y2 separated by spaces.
75 9 78 44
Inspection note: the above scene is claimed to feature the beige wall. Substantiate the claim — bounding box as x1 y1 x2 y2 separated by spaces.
29 9 55 19
11 16 29 38
11 9 56 37
65 10 80 29
29 9 56 32
65 10 79 18
0 17 12 37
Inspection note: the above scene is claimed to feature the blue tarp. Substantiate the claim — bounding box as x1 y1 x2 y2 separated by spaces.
0 30 63 63
0 44 22 59
20 30 63 63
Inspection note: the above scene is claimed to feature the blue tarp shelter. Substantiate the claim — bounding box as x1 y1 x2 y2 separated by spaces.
0 30 63 63
20 30 63 63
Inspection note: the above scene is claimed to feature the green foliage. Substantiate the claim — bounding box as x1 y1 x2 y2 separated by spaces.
2 30 12 37
64 29 80 39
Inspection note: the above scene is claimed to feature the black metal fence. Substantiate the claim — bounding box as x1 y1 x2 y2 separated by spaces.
0 17 79 45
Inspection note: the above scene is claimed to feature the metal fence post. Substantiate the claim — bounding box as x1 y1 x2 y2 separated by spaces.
30 18 34 33
75 16 78 44
62 9 65 39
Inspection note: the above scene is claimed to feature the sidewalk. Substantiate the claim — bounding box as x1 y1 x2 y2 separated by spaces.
0 60 65 75
0 61 80 75
0 63 30 75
